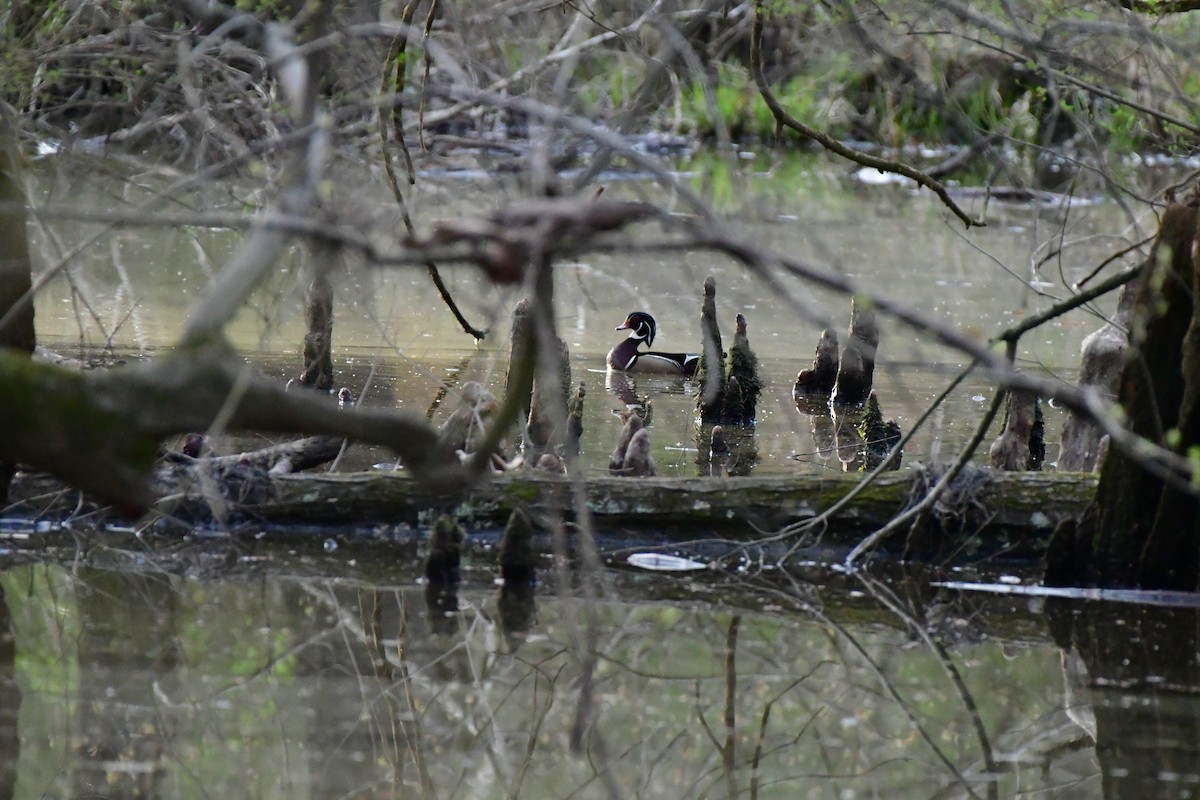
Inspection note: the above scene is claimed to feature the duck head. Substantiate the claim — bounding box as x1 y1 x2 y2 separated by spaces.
616 311 657 347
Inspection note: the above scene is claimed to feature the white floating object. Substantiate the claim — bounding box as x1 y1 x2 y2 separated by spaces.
852 167 914 186
627 553 707 572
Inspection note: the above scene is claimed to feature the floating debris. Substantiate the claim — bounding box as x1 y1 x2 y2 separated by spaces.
627 553 707 572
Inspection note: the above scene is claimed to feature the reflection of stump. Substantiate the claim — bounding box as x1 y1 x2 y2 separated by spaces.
704 425 729 476
424 514 464 586
832 297 879 407
499 507 538 587
794 328 839 399
833 406 865 472
498 580 536 653
861 392 903 471
1058 278 1138 471
1046 600 1200 797
695 423 757 477
989 387 1044 471
425 514 465 640
810 411 837 465
725 427 758 476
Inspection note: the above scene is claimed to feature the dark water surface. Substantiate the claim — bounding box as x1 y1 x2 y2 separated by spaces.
10 151 1190 797
0 546 1194 798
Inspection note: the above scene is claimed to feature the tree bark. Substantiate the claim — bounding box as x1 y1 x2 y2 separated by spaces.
299 269 334 391
1046 199 1200 589
0 102 36 502
1057 276 1139 471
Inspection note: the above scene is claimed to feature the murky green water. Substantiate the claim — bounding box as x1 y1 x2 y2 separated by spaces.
0 551 1195 799
26 151 1134 476
8 149 1188 797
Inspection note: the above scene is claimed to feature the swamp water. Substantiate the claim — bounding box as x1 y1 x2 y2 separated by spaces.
5 152 1195 797
0 552 1198 798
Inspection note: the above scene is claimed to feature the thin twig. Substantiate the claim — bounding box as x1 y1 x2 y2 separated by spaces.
779 361 979 558
855 571 999 800
376 6 486 341
722 615 741 800
843 353 1010 566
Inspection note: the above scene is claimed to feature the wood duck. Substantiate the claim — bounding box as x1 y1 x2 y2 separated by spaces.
607 311 700 376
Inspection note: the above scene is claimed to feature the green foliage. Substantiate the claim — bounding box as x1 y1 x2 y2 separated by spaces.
678 61 857 142
1188 445 1200 487
1102 102 1144 154
234 0 298 16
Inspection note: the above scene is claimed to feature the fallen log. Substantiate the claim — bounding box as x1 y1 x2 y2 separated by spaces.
6 468 1095 553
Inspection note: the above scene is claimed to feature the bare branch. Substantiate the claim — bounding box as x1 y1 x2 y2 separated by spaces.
750 0 985 229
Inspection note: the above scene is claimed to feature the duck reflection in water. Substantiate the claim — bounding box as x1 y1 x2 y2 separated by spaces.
604 369 652 417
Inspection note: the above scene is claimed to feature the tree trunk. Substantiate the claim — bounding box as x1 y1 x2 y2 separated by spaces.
299 269 334 391
0 102 36 502
1057 275 1139 471
1046 198 1200 589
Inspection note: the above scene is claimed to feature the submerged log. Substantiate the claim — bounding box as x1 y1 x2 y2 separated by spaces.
266 471 1094 550
162 435 343 475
